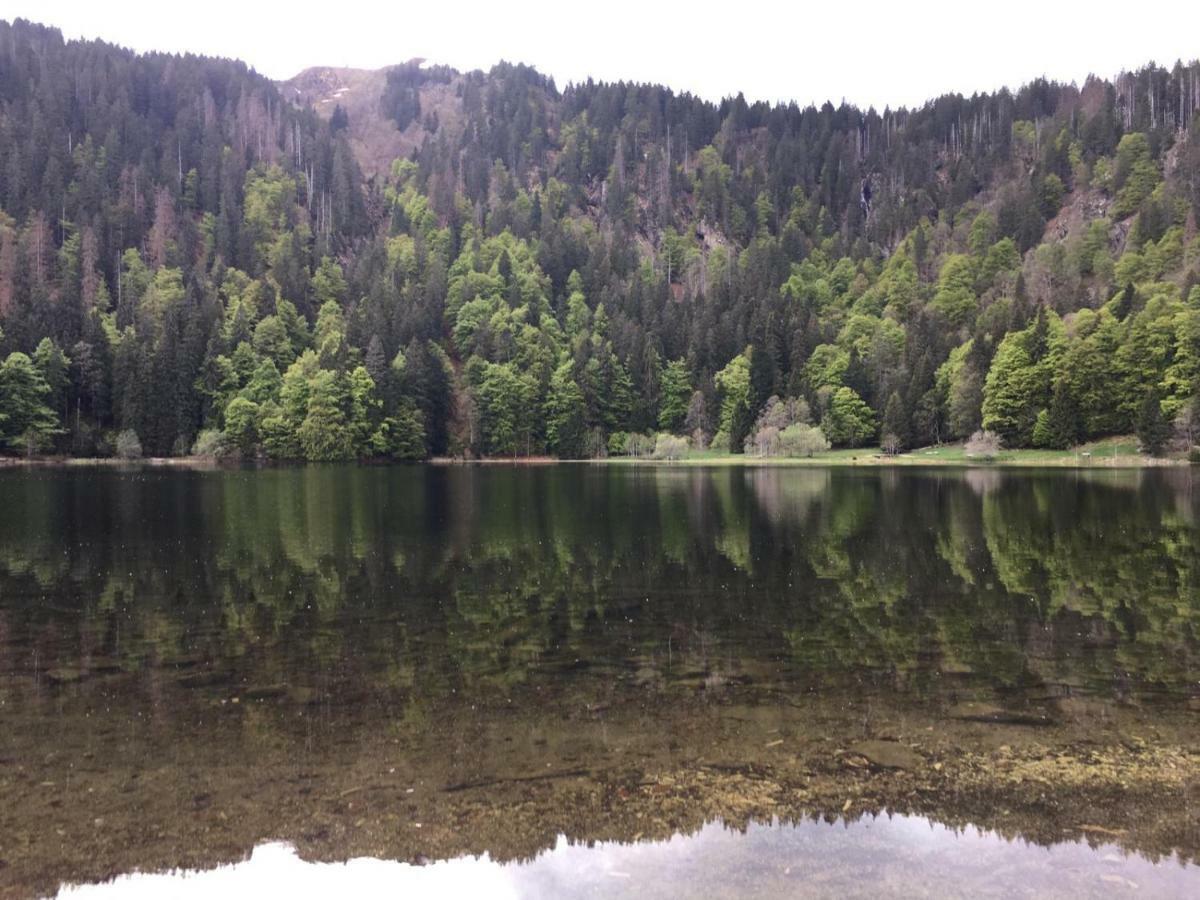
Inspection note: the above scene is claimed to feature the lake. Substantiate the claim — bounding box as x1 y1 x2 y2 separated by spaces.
1 464 1198 897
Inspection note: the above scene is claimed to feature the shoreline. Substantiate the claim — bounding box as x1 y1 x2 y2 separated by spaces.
1 452 1190 471
1 435 1192 471
593 452 1190 469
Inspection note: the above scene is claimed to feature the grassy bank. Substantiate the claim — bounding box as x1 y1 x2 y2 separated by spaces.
600 436 1190 468
1 436 1191 469
0 455 226 468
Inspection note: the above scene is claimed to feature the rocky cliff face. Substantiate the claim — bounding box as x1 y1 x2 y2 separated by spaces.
281 63 466 179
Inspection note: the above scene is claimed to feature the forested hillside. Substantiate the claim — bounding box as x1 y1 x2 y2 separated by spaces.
2 17 1200 459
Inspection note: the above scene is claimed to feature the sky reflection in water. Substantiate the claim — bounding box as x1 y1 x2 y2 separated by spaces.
57 814 1197 899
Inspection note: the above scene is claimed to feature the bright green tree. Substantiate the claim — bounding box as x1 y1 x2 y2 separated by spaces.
930 254 978 325
224 396 260 455
243 359 283 404
823 386 876 447
314 301 349 369
382 403 427 459
714 352 752 450
982 310 1065 446
0 352 62 453
264 350 321 458
253 315 295 370
33 338 71 420
982 335 1037 444
311 256 348 307
474 361 533 456
347 366 382 456
298 369 353 461
1112 134 1160 219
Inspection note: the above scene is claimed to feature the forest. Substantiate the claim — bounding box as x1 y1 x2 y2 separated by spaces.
1 17 1200 460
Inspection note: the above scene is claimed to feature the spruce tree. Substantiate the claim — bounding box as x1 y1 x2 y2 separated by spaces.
1136 389 1171 456
880 391 907 454
1115 283 1136 321
749 342 776 415
1031 409 1055 449
545 360 587 458
657 359 692 433
1042 380 1081 449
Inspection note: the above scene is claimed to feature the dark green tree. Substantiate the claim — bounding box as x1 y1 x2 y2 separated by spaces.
545 360 587 457
880 391 907 454
1040 380 1081 449
657 359 692 433
1136 389 1171 456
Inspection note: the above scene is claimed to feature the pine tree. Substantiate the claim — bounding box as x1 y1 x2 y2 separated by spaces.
1031 409 1055 448
365 335 389 388
406 340 452 457
657 359 692 433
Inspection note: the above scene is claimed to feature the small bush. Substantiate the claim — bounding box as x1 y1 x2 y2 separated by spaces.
965 429 1002 459
1188 446 1200 465
746 425 780 457
191 429 232 458
779 423 830 457
653 433 689 460
625 433 656 458
115 430 143 460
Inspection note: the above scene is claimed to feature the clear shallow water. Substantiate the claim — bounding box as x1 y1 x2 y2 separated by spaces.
1 464 1198 896
56 816 1195 900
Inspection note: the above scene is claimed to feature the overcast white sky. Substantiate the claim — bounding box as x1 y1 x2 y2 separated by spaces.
5 1 1200 109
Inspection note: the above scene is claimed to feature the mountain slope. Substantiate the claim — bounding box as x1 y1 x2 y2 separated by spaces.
1 17 1199 459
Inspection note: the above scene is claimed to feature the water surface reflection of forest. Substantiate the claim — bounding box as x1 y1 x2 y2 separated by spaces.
1 465 1197 895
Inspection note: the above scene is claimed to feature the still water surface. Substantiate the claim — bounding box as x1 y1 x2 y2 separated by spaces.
1 464 1198 897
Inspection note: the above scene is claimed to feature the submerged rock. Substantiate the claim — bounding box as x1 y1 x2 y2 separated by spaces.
848 740 924 771
948 701 1056 727
243 683 289 700
177 670 231 688
287 686 321 706
45 668 84 684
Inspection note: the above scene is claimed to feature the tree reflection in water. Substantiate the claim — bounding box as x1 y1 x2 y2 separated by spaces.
0 465 1198 894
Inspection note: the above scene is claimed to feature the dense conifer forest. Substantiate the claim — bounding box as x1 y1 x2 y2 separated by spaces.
2 18 1199 459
